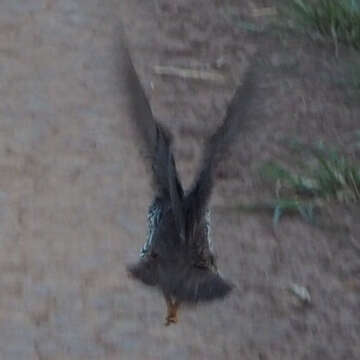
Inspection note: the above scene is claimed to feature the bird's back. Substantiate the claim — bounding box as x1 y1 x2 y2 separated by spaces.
128 197 231 303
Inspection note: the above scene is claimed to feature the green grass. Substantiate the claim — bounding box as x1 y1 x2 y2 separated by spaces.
281 0 360 52
259 140 360 225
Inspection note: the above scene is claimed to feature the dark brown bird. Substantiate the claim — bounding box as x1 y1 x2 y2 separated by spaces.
123 41 254 325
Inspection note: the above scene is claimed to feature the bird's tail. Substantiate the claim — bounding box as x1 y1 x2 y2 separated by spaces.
159 267 233 303
127 259 158 287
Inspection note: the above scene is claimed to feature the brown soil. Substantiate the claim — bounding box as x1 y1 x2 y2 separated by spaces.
0 0 359 359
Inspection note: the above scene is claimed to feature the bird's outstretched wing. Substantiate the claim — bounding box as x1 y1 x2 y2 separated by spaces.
185 69 255 230
121 38 185 239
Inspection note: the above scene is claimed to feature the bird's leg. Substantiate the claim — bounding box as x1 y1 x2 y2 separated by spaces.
164 296 180 326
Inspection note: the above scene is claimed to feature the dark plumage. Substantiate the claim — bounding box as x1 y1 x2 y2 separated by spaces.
122 39 254 325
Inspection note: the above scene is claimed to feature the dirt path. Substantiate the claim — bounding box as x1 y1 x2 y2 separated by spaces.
0 0 359 359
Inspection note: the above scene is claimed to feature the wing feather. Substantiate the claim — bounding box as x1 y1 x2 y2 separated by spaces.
185 69 255 227
121 36 185 237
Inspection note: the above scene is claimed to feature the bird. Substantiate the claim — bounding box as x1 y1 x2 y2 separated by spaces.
122 39 254 325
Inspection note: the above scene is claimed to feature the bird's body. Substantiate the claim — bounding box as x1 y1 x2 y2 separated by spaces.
128 196 230 324
122 34 254 324
140 199 213 264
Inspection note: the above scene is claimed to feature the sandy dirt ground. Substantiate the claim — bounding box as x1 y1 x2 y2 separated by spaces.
0 0 359 359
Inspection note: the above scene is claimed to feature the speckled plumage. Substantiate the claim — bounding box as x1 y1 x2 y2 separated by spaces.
141 200 213 259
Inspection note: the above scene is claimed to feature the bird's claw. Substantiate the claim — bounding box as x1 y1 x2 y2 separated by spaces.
164 314 178 326
164 297 179 326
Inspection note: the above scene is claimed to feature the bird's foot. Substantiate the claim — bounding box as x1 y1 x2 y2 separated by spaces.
164 313 178 326
164 297 179 326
